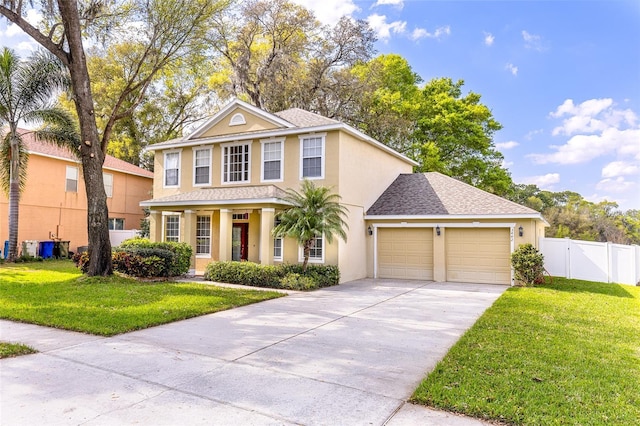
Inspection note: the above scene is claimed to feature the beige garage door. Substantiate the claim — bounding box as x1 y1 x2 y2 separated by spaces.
377 228 433 280
446 228 511 284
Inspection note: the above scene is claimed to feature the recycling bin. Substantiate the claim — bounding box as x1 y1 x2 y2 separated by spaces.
39 241 55 259
3 240 7 259
22 240 38 257
58 241 70 259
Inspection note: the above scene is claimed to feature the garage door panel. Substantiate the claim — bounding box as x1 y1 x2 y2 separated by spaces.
378 228 433 280
446 228 511 285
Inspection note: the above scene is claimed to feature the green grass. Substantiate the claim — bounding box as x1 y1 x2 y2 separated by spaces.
0 342 37 358
412 277 640 425
0 260 284 336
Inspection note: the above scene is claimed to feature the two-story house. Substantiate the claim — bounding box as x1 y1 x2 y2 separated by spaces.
0 131 153 255
142 99 546 285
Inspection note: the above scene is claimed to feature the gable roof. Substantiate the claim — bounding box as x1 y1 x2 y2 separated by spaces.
140 185 287 207
146 99 417 166
18 130 153 178
366 172 544 218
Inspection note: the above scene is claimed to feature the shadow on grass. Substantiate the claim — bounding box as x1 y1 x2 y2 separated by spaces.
541 277 637 299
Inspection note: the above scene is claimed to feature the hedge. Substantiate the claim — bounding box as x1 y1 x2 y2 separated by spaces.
204 261 340 291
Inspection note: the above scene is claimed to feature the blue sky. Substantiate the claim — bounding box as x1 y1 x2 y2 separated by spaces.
1 1 639 210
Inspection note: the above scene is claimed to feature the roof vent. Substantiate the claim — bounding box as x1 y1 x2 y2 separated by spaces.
229 113 246 126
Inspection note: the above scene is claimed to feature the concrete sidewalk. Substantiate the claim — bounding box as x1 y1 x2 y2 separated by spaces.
1 279 504 425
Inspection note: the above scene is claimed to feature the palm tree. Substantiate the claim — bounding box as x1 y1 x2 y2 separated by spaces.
273 180 349 272
0 47 79 261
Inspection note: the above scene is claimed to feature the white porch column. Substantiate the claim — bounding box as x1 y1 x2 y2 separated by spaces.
184 210 196 271
219 209 233 261
260 208 275 265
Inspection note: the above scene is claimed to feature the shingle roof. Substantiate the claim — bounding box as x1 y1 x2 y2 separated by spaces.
141 185 288 206
274 108 340 127
367 172 539 216
19 130 153 178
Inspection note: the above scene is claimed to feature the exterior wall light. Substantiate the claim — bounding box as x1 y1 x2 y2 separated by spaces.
436 225 441 236
367 226 373 236
518 226 524 237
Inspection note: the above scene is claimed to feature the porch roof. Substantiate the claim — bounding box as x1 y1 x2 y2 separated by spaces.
140 185 288 207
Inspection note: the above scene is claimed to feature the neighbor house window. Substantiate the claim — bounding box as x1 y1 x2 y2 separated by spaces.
164 215 180 242
193 147 211 186
261 139 283 181
164 151 180 187
222 142 250 183
300 135 325 179
65 166 78 192
299 236 323 263
196 215 211 256
103 173 113 198
108 218 124 230
273 238 283 261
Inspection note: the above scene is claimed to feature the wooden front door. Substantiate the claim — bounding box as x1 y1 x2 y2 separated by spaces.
232 223 248 261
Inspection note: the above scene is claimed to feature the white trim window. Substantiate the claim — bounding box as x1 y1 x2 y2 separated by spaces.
164 151 181 187
222 142 251 183
299 134 325 179
103 173 113 198
164 215 180 242
65 166 78 192
193 147 212 186
196 215 211 256
108 218 124 230
273 237 283 261
229 112 246 126
261 139 283 182
299 236 324 263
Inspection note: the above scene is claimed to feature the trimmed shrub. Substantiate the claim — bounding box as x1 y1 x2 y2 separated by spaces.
204 261 340 290
112 249 173 278
511 243 545 286
118 238 192 276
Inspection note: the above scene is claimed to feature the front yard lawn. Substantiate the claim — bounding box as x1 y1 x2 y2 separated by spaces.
412 277 640 425
0 260 284 336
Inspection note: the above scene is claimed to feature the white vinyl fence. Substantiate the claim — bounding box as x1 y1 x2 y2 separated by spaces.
109 230 140 247
539 237 640 286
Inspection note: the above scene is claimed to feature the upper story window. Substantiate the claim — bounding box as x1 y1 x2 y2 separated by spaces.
300 134 325 179
261 139 283 182
164 151 180 188
103 173 113 198
222 142 250 183
193 147 211 186
65 166 78 192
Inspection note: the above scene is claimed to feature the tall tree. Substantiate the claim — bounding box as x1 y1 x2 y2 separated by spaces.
273 180 348 271
0 48 79 261
0 0 228 275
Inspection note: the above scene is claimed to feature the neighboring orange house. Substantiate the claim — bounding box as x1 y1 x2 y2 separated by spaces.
0 131 153 255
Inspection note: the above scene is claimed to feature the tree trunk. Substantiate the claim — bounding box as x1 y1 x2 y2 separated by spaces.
58 0 112 276
7 131 20 261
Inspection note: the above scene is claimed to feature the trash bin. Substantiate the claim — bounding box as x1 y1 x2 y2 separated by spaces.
3 240 8 259
22 240 38 257
58 241 70 259
39 241 55 259
77 245 88 254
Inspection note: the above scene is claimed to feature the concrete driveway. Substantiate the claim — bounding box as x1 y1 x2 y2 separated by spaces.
1 279 505 425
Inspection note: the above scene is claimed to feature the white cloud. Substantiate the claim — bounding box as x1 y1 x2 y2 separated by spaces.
496 141 519 150
602 161 639 178
373 0 404 8
290 0 359 24
483 31 494 46
522 30 545 51
525 129 543 140
4 9 43 37
505 63 518 76
530 99 640 165
366 14 407 41
410 25 450 41
502 159 514 169
521 173 561 189
596 177 637 193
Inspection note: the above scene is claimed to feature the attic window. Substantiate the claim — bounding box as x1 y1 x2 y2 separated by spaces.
229 113 246 126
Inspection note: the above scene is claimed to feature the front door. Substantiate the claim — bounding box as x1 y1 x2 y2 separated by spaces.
232 223 248 261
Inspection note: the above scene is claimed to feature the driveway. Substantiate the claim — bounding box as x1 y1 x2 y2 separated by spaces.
1 279 505 425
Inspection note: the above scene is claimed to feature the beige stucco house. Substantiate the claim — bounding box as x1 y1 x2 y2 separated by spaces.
0 131 153 255
142 99 546 285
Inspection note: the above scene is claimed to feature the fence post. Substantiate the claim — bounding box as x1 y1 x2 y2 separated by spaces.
565 237 571 279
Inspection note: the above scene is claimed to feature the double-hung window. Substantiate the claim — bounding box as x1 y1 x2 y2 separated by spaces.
299 236 323 263
193 147 211 186
66 166 78 192
108 218 124 230
222 142 250 183
300 135 325 179
273 238 283 261
164 151 180 187
261 139 283 181
103 173 113 198
164 215 180 242
196 215 211 256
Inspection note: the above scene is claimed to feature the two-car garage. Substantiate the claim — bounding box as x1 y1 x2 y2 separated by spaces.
375 226 512 285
